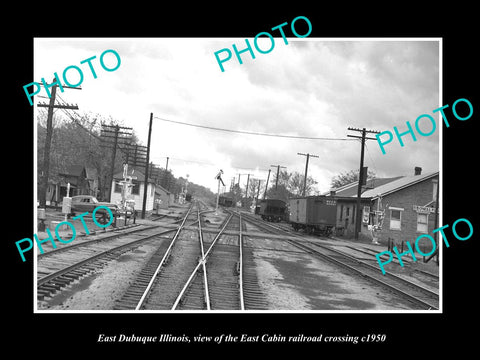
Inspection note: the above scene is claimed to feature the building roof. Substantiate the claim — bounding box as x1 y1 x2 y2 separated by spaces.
362 171 439 199
59 164 85 177
155 184 171 195
85 167 98 180
113 166 155 183
325 176 403 197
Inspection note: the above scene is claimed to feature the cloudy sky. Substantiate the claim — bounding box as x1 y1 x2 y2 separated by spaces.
34 38 440 193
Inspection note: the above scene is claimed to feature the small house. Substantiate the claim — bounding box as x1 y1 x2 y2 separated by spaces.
326 176 401 237
58 164 91 196
110 166 156 213
154 184 173 210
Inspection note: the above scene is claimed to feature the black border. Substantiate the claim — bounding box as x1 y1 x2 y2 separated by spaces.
7 4 478 353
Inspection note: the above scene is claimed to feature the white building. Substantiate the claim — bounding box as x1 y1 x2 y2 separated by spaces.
110 167 156 213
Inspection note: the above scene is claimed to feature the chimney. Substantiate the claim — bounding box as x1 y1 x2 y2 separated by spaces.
330 190 336 196
414 167 422 176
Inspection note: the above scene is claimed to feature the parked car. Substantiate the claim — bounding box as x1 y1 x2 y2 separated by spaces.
70 195 118 224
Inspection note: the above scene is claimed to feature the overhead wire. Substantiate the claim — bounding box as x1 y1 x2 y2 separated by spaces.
364 140 379 177
153 116 355 141
151 155 269 174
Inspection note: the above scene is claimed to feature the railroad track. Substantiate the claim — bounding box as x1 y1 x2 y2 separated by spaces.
37 206 194 302
116 206 266 311
238 211 439 310
177 210 268 310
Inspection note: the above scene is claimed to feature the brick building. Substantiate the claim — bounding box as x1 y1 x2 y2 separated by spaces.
361 168 439 246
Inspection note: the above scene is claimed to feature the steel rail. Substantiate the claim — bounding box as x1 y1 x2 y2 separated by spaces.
170 213 233 310
238 212 245 310
37 226 179 287
37 223 157 259
240 211 439 310
135 204 194 310
287 238 438 310
197 208 211 310
309 241 439 298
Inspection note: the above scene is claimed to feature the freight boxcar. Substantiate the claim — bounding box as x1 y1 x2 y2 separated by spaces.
218 194 234 207
258 199 287 222
288 196 336 235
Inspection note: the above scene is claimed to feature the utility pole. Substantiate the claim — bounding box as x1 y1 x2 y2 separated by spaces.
254 179 263 207
123 143 147 169
263 169 271 199
297 152 319 196
244 173 251 207
37 79 80 207
141 113 153 219
270 165 286 191
110 126 119 200
101 124 133 201
347 127 380 240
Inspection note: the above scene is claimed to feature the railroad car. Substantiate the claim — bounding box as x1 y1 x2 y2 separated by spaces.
258 199 287 222
288 195 336 235
218 194 235 207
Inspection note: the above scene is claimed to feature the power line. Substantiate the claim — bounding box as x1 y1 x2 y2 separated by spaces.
153 116 354 141
364 141 378 177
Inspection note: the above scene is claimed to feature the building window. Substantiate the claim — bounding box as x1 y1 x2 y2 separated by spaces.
417 213 429 233
340 205 343 220
432 180 438 201
131 180 140 195
389 208 403 230
114 182 122 193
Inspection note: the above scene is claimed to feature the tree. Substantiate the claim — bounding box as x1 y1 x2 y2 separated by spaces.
187 182 216 203
271 170 290 189
270 170 318 197
37 111 122 201
231 183 243 205
247 179 263 200
266 184 292 202
37 109 214 204
330 169 376 189
288 172 318 196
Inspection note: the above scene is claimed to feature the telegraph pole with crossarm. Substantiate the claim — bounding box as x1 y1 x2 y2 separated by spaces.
297 152 319 196
270 164 286 191
347 127 380 240
37 79 80 207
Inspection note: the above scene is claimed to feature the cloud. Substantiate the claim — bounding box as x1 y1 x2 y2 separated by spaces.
35 38 440 193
